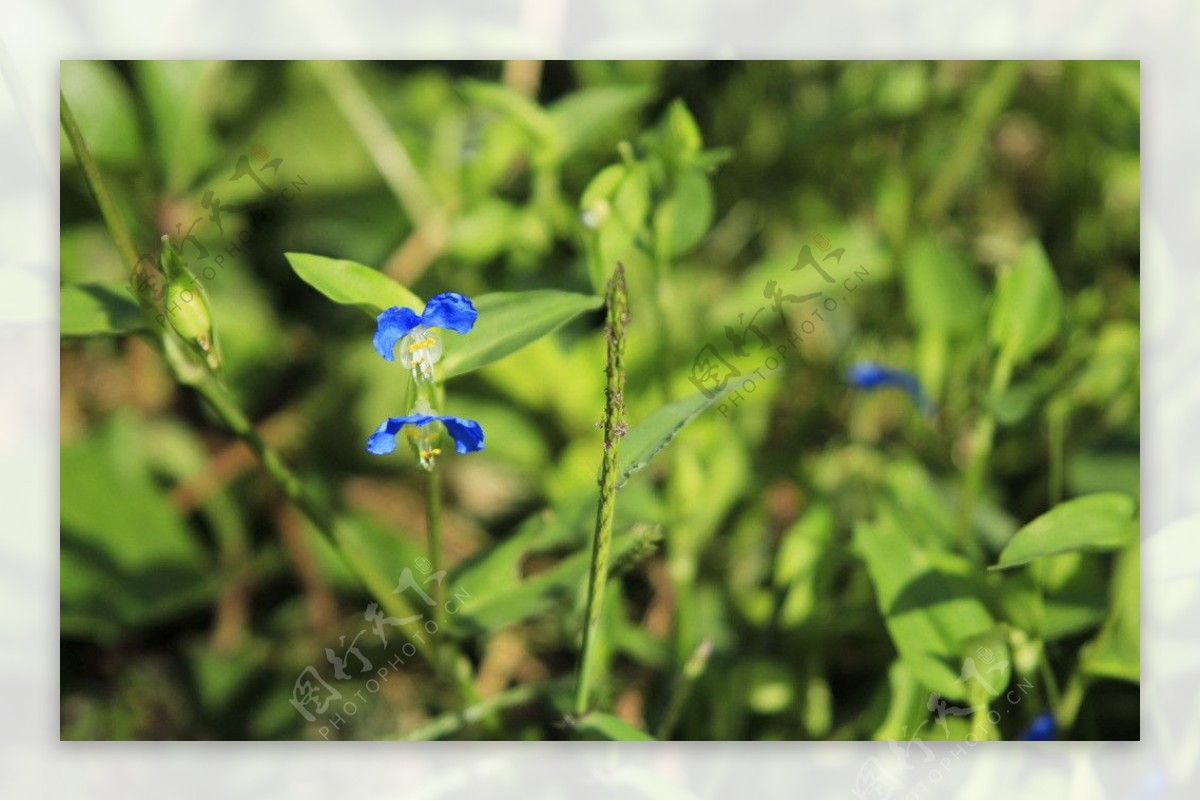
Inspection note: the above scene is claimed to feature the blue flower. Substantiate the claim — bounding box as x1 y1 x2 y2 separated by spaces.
1017 710 1056 741
367 408 484 470
373 292 478 382
847 361 933 415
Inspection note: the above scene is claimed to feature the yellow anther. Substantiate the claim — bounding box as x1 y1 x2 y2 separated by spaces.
407 336 437 352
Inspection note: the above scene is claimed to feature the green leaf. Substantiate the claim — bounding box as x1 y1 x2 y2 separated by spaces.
988 240 1063 364
992 493 1136 570
615 385 732 489
60 61 142 168
653 167 714 260
61 416 216 642
855 503 998 700
548 85 654 159
902 235 985 335
61 282 149 337
663 99 703 157
572 711 656 741
284 252 422 317
440 290 603 380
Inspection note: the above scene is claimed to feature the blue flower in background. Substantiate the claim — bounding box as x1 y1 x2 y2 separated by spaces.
374 292 478 382
1017 711 1057 741
846 361 934 415
367 407 485 470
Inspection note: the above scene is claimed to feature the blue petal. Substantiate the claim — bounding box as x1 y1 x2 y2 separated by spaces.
420 292 477 334
366 414 435 455
847 361 933 414
437 415 485 454
847 361 895 389
373 306 422 361
1018 711 1057 741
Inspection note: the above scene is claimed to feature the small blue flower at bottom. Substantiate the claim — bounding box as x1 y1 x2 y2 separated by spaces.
367 411 484 470
847 361 934 415
1017 711 1057 741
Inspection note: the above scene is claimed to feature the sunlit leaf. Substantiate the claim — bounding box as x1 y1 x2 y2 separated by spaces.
989 240 1063 365
855 504 999 700
284 252 422 317
615 385 733 489
61 283 149 337
440 290 603 379
992 493 1136 570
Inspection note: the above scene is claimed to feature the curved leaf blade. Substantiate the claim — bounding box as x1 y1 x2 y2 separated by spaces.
61 282 149 337
615 385 732 489
992 493 1137 570
988 240 1063 365
285 252 422 317
440 290 602 380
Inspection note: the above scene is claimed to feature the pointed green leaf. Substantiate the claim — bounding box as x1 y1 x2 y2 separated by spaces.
285 252 422 317
615 385 732 489
988 240 1063 364
653 167 714 260
61 282 149 337
992 493 1136 570
440 290 602 379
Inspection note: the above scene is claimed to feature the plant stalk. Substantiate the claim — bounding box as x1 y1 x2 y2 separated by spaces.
426 464 445 664
60 91 142 280
574 263 629 716
957 346 1015 548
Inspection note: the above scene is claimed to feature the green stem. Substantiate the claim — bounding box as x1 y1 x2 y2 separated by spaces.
309 61 445 239
1038 653 1062 713
574 263 629 716
654 638 712 738
426 465 445 664
60 91 142 277
192 374 336 534
62 93 339 541
957 346 1015 548
1056 670 1088 731
921 61 1023 221
398 678 568 741
1047 397 1069 506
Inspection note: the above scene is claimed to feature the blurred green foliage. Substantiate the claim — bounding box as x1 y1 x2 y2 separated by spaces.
60 60 1138 740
